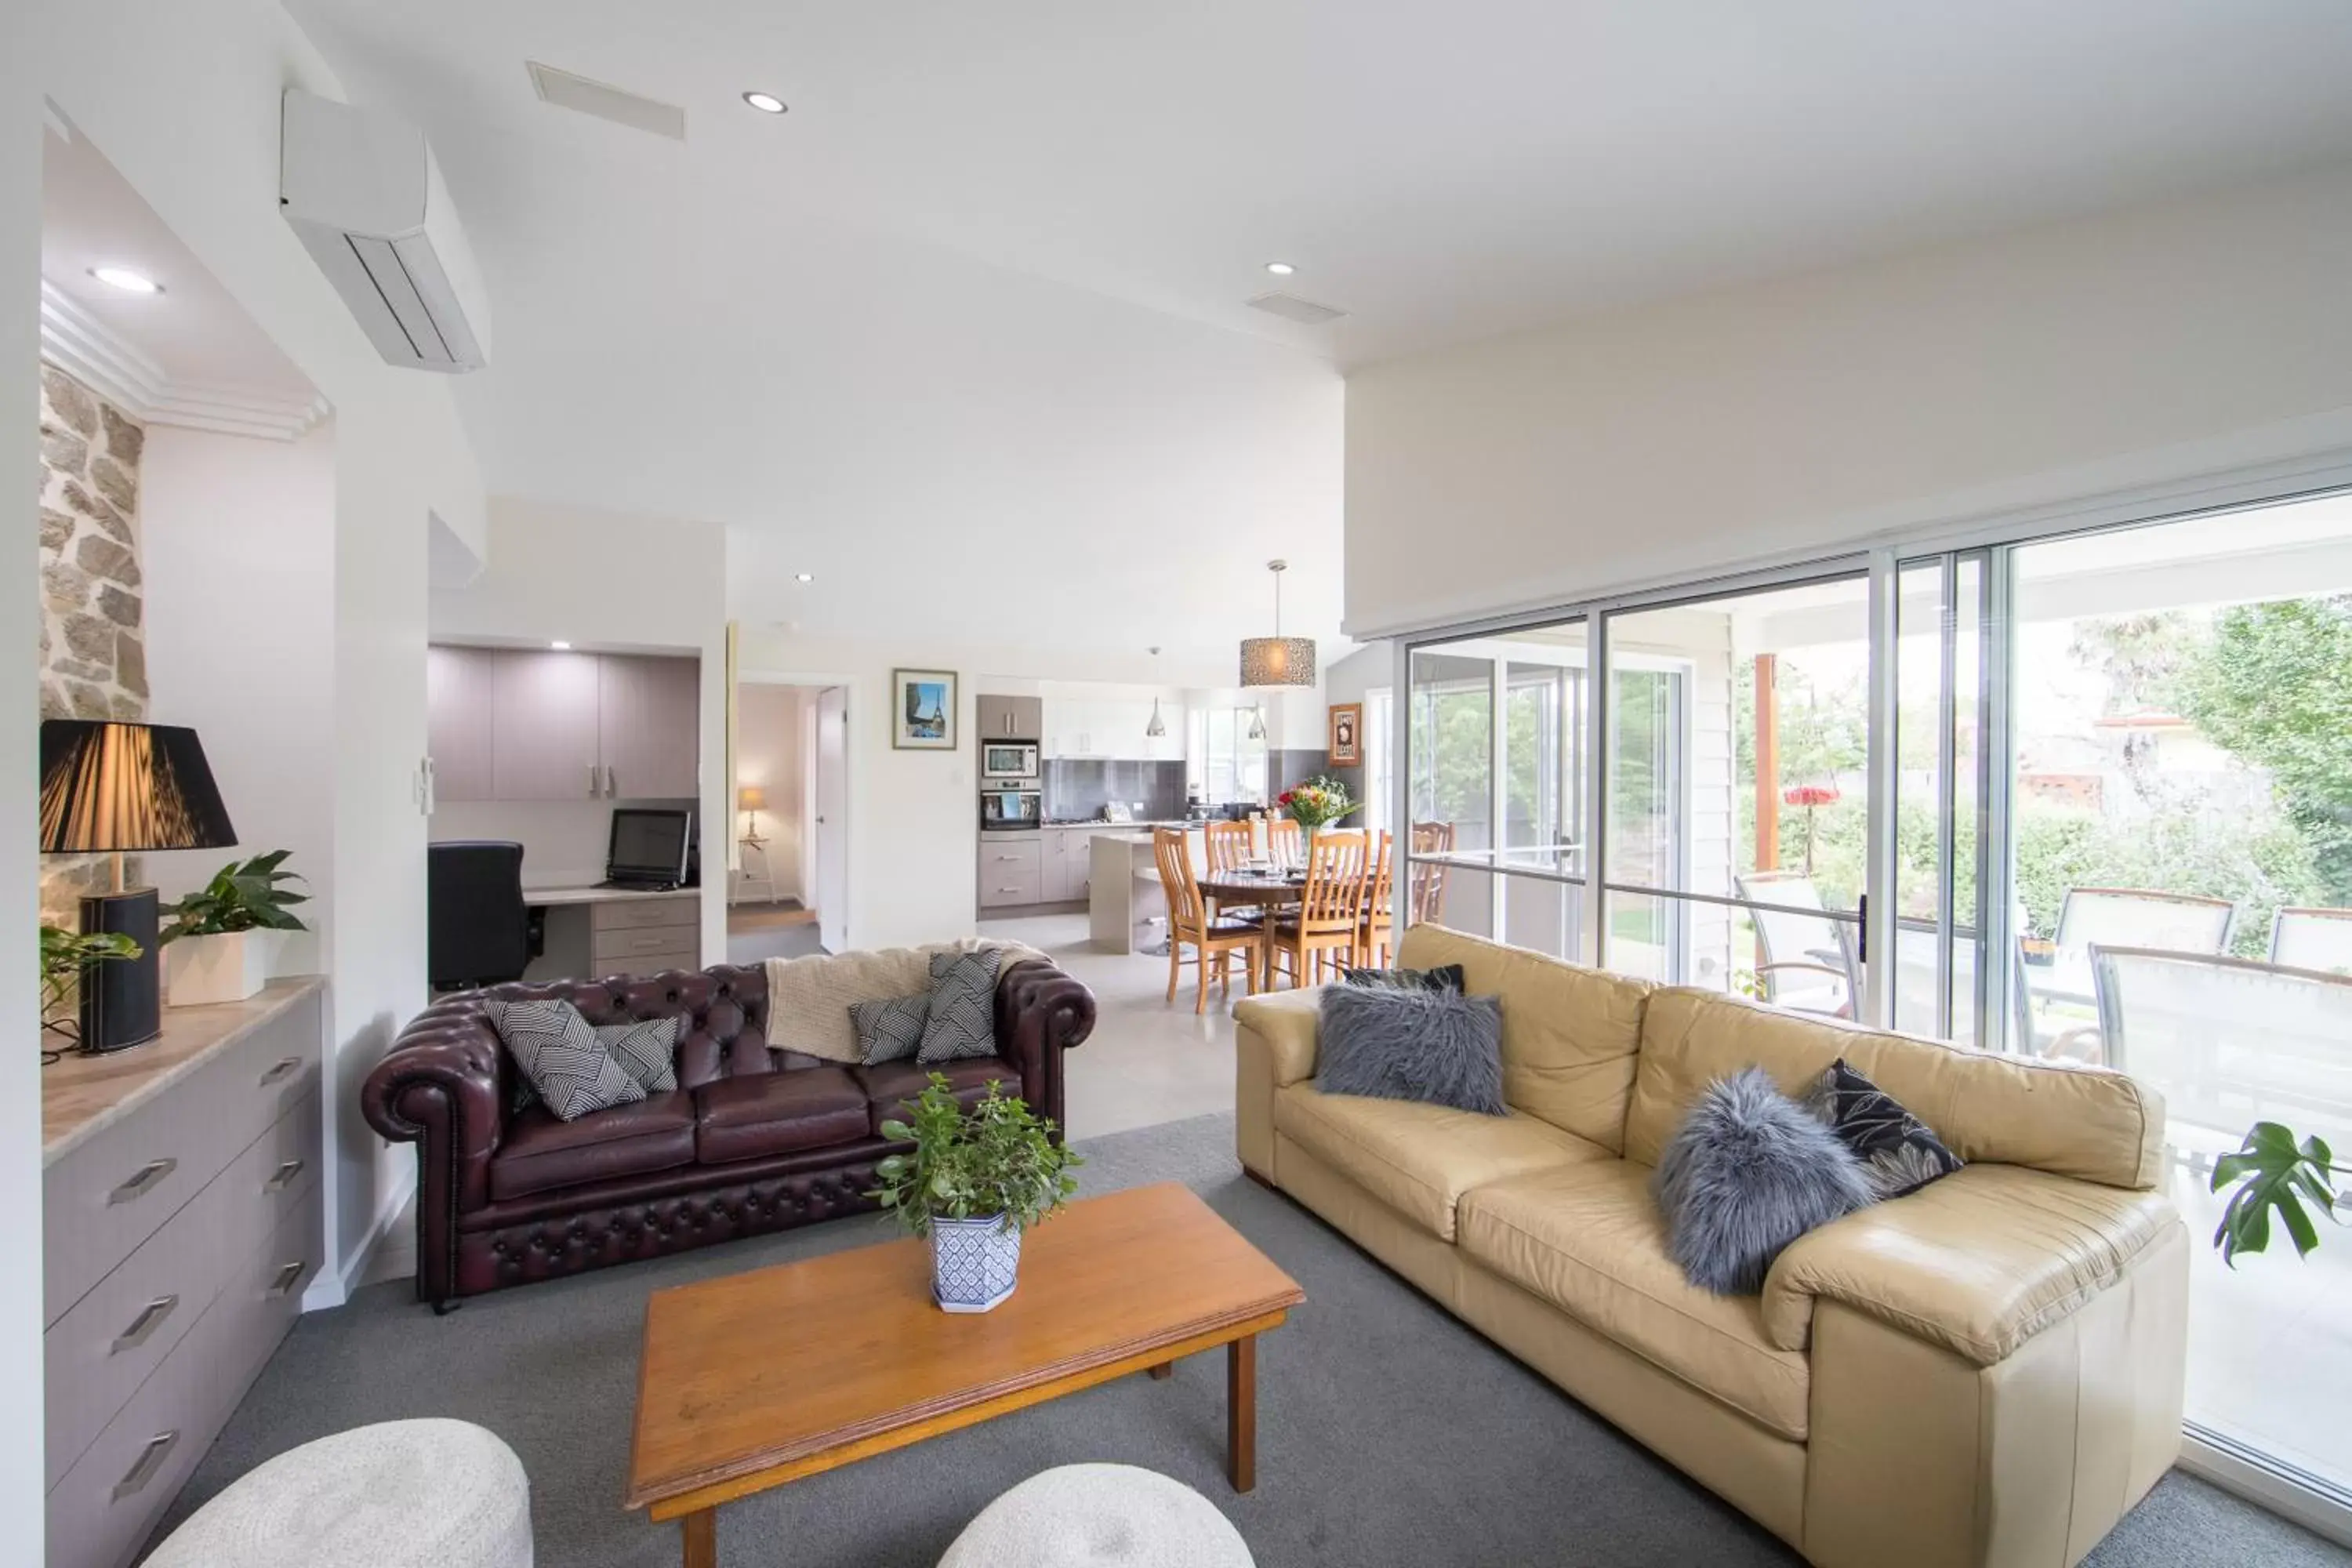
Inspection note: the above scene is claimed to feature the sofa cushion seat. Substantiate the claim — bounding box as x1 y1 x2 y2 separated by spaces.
855 1057 1023 1134
1272 1083 1610 1241
695 1067 872 1163
489 1091 697 1202
1457 1160 1813 1440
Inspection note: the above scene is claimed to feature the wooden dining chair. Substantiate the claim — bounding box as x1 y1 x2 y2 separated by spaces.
1264 830 1370 989
1265 818 1301 871
1410 822 1454 924
1199 818 1263 924
1152 826 1260 1014
1357 831 1396 967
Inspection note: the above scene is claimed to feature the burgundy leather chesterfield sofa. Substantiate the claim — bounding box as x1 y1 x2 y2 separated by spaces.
361 957 1095 1310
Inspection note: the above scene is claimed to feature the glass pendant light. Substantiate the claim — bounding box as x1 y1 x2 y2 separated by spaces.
1246 703 1267 741
1239 559 1316 688
1145 646 1167 738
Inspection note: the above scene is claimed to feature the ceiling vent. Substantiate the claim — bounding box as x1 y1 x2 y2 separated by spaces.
527 62 687 141
1247 292 1348 325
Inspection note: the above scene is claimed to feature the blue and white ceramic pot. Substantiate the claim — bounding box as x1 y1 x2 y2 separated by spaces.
930 1212 1023 1313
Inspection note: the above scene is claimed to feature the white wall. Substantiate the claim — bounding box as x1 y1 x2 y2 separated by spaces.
1 35 48 1552
734 682 805 900
1345 162 2352 637
430 497 729 959
24 0 489 1310
143 422 337 975
430 797 697 891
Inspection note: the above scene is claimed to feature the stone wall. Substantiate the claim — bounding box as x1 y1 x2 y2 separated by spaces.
38 364 146 922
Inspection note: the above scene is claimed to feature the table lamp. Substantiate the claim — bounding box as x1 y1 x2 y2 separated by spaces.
38 720 238 1051
738 785 767 845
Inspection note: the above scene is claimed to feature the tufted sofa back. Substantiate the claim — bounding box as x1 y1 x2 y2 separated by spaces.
415 964 781 1095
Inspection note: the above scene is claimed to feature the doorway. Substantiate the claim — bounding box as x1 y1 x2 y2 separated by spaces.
727 680 841 961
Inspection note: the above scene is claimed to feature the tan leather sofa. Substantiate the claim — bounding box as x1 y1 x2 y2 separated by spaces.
1234 924 2187 1568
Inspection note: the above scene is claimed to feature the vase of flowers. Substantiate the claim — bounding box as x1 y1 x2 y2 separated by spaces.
870 1073 1082 1313
1277 775 1360 862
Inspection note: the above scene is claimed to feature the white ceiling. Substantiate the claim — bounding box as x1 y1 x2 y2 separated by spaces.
279 0 2352 657
41 113 322 434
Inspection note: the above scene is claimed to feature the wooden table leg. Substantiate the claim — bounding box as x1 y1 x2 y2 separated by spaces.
1149 1360 1174 1380
1227 1334 1257 1492
681 1508 717 1568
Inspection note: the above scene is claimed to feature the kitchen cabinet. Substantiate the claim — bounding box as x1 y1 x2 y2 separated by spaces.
489 648 605 800
1043 697 1185 761
426 644 499 803
977 694 1042 742
445 645 700 804
978 837 1044 908
597 654 700 799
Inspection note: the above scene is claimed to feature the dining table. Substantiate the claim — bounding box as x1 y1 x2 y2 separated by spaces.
1196 869 1308 989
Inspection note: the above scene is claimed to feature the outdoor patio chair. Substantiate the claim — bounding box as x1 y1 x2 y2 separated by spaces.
1734 870 1858 1018
2270 906 2352 975
2089 944 2352 1185
2020 886 2239 1062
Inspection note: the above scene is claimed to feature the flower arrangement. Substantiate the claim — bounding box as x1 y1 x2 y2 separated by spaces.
1781 783 1839 876
1277 775 1359 833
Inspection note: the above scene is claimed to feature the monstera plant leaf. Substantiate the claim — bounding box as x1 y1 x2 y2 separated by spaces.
2211 1122 2341 1267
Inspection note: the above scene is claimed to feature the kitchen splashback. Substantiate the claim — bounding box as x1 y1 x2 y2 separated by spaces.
1044 759 1185 822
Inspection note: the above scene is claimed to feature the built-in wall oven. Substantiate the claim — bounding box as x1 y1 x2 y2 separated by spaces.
980 786 1043 832
981 742 1040 780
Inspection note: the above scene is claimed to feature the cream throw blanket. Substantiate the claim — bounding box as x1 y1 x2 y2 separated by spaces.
762 938 1052 1063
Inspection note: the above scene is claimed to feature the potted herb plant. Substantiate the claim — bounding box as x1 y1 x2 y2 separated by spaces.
39 924 142 1055
158 850 308 1006
870 1073 1082 1313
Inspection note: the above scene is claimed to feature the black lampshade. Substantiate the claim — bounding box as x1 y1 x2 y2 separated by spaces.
38 720 238 855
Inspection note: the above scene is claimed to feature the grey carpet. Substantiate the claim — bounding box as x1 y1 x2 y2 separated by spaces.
151 1112 2348 1567
724 923 828 965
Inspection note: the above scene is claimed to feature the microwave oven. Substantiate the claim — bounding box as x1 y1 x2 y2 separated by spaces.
981 742 1039 780
980 788 1042 831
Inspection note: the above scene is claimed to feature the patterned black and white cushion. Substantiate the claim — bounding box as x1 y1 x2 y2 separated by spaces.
596 1015 681 1094
917 946 1003 1065
1802 1057 1964 1200
482 998 648 1122
853 990 934 1066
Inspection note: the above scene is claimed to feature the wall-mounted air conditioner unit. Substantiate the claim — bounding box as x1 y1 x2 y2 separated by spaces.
280 89 491 372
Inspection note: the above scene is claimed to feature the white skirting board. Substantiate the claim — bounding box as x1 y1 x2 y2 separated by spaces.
303 1163 417 1312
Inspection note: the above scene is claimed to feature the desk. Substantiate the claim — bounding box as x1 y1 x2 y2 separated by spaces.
523 885 702 980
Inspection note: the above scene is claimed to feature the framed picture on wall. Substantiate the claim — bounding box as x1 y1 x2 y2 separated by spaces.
891 669 959 750
1328 702 1362 766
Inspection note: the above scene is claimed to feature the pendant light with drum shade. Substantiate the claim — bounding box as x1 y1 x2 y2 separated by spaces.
1239 560 1316 688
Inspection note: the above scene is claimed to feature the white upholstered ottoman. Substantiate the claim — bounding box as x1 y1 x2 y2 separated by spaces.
940 1463 1254 1568
143 1417 532 1568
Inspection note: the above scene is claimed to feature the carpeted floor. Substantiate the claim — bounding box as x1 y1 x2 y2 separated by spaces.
152 1114 2350 1567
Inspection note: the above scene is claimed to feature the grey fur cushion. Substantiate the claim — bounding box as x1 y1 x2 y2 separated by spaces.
1653 1067 1874 1294
1315 985 1506 1115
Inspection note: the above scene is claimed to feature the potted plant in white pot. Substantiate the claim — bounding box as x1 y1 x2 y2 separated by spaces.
158 850 308 1006
870 1073 1082 1313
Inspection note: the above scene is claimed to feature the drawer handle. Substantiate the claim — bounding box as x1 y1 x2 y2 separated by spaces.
269 1261 307 1298
263 1158 306 1195
107 1159 176 1207
111 1431 180 1503
111 1294 180 1355
257 1055 302 1087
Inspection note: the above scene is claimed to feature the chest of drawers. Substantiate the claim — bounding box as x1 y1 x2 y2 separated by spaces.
42 979 325 1568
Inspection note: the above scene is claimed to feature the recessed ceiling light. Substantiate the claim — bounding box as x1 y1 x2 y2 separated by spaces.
550 640 572 651
90 266 162 294
742 91 788 114
1264 261 1296 277
794 572 814 583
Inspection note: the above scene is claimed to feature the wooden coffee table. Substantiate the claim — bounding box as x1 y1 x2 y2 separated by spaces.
625 1182 1305 1566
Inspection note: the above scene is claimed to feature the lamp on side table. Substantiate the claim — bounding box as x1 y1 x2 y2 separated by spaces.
38 719 238 1051
735 784 775 906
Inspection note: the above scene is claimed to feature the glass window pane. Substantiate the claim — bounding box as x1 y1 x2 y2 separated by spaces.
1504 636 1588 878
1409 648 1494 858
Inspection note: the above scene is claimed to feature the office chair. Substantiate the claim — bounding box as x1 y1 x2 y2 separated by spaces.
429 840 534 991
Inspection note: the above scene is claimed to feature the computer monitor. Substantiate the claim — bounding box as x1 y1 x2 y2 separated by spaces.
606 808 692 887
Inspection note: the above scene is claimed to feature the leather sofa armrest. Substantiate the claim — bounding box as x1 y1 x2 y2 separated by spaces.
361 1005 507 1214
1233 988 1326 1087
1761 1163 2180 1366
996 958 1097 1138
